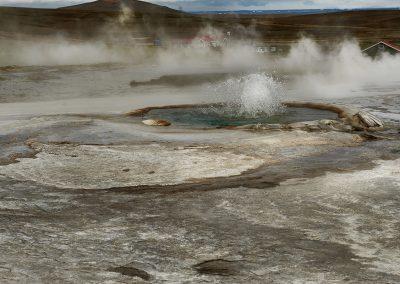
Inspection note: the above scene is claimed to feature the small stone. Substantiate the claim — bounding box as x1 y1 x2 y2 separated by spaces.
142 119 171 127
319 119 336 125
147 171 155 174
122 168 130 172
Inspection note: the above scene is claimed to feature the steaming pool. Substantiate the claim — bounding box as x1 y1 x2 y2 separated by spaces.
139 105 339 127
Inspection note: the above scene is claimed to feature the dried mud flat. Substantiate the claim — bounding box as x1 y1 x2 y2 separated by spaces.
0 110 400 283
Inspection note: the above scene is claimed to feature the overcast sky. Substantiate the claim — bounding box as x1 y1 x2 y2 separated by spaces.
0 0 399 10
152 0 400 11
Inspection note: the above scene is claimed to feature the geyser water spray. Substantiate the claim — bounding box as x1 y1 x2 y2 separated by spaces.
213 72 286 117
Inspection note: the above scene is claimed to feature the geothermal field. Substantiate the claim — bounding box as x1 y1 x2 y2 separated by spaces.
0 0 400 283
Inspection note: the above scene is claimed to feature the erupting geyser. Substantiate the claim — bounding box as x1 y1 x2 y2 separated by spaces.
214 73 285 117
132 73 347 128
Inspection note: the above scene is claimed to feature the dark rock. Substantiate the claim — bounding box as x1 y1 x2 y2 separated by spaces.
122 168 130 172
108 266 151 280
194 259 244 276
390 146 400 154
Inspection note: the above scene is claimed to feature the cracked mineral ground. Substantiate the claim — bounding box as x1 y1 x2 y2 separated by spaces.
1 61 400 283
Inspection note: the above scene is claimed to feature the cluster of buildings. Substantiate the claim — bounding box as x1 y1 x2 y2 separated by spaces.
255 45 286 54
154 32 288 55
254 40 400 57
129 34 400 58
164 31 232 49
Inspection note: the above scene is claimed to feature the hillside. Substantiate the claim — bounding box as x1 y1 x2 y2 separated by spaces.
0 0 205 41
214 10 400 45
0 1 399 46
60 0 181 15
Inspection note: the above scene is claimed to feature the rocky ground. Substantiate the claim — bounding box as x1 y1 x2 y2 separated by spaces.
1 58 400 283
0 110 400 283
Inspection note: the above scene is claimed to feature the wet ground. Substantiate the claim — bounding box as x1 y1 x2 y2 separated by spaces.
0 64 400 283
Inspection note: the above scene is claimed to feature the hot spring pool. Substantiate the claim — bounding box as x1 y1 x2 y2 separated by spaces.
142 106 339 128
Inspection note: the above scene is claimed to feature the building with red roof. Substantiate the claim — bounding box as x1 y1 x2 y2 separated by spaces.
362 41 400 57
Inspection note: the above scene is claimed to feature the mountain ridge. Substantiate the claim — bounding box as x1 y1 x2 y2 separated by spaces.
60 0 181 15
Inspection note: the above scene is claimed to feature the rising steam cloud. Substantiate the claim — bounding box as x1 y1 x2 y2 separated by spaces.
1 23 399 100
0 39 147 66
278 38 400 98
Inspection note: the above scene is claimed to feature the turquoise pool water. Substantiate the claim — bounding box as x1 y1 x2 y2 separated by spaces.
144 106 338 127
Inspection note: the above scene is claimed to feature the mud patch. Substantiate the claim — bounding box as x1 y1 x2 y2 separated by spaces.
108 266 151 280
130 73 232 87
194 259 247 276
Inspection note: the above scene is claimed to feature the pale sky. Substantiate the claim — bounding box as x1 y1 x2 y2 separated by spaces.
151 0 400 11
0 0 399 11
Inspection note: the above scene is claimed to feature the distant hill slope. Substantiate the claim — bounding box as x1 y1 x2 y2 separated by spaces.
273 10 400 44
275 10 400 28
0 3 399 46
0 1 204 41
60 0 181 15
212 9 400 44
